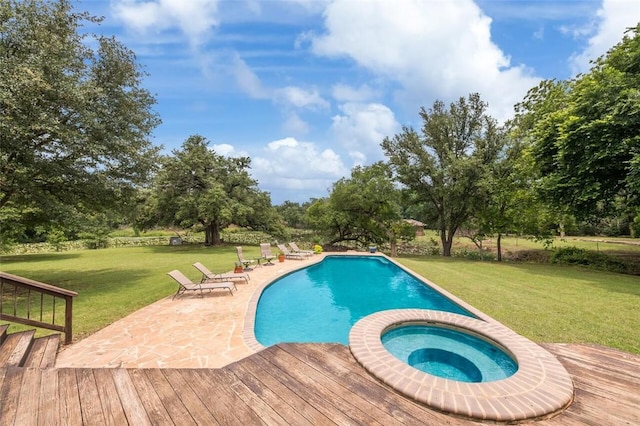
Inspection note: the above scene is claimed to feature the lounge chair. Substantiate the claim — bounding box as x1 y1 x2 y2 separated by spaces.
192 262 249 284
288 242 314 256
236 246 259 270
167 270 235 300
276 244 307 260
260 243 276 265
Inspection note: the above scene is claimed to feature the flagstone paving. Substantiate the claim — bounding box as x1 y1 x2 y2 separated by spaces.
56 254 323 368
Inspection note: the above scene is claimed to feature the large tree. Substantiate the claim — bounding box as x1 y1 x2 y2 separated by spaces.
306 162 413 254
0 0 160 242
516 24 640 223
149 135 275 245
382 93 504 256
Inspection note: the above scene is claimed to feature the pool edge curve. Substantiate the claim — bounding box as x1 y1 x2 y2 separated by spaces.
349 309 575 422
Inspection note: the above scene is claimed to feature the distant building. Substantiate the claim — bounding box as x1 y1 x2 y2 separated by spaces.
404 219 426 236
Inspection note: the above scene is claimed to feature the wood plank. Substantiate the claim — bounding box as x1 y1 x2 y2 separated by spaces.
161 369 220 425
267 345 386 425
226 359 313 426
0 324 9 343
0 367 24 425
128 368 174 425
13 367 42 426
555 387 639 425
191 369 266 425
539 410 596 426
92 369 128 426
40 334 61 368
23 334 59 367
142 369 196 425
211 365 291 426
546 343 640 380
0 368 6 395
0 342 639 425
57 368 83 425
22 338 47 367
0 330 35 367
291 344 472 425
110 369 152 426
559 361 640 406
255 347 360 425
234 354 333 425
77 369 107 424
38 368 60 426
563 343 640 369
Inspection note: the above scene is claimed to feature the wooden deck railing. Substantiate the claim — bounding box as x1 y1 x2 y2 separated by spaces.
0 272 77 344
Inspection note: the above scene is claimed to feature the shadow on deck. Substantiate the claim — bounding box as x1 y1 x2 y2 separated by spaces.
1 342 639 424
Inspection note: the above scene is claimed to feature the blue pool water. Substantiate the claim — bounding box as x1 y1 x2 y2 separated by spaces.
382 325 518 382
254 255 474 346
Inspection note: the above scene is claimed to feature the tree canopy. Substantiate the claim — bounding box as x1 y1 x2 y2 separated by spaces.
306 162 413 250
0 0 160 243
516 23 640 221
382 93 505 256
146 135 277 245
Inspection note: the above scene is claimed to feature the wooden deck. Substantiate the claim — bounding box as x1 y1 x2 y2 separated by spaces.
1 343 639 425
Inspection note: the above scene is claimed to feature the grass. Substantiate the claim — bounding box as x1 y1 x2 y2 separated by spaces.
0 244 262 340
396 256 640 354
1 243 639 355
415 232 640 255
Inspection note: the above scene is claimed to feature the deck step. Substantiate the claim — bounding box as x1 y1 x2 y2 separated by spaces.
23 333 61 367
0 323 8 344
0 329 36 367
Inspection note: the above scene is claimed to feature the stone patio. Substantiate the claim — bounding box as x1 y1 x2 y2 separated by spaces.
55 254 323 368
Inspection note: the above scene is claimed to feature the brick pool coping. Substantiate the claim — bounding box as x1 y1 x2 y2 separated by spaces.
242 253 575 422
349 310 574 422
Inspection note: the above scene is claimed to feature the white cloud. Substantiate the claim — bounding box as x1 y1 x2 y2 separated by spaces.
112 0 219 48
251 137 349 202
231 53 270 99
533 26 545 40
211 143 236 156
282 112 310 135
570 0 640 74
275 86 330 110
331 102 399 165
331 83 378 102
309 0 540 121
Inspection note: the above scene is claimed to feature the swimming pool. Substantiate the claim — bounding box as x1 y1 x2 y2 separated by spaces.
254 255 474 346
245 254 574 422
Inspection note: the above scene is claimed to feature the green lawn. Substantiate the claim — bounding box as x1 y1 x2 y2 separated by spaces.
396 256 640 354
1 244 639 354
0 244 262 340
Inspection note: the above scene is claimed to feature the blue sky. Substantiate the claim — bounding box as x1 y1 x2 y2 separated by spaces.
79 0 640 204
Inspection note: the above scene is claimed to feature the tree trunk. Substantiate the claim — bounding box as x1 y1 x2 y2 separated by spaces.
204 223 213 246
211 221 222 245
441 228 453 257
496 233 502 262
390 240 397 257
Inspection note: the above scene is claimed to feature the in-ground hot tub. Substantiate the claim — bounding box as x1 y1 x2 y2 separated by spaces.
382 324 518 383
350 309 574 423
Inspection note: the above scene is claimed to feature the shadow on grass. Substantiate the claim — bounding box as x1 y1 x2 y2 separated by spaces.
1 252 81 264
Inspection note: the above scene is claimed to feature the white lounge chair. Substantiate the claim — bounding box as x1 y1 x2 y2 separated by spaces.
277 244 307 260
167 270 235 300
288 242 314 256
192 262 249 284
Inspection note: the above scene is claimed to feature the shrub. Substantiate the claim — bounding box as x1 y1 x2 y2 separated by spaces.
453 247 496 261
507 249 552 263
551 246 636 274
